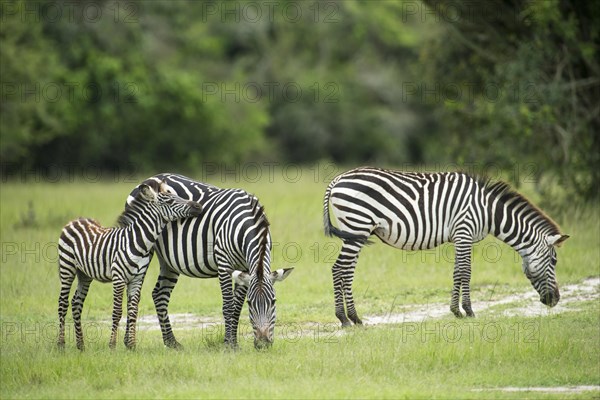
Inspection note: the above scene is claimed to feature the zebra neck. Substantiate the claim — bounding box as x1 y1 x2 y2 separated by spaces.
246 231 271 277
250 255 270 276
122 211 166 254
490 196 547 255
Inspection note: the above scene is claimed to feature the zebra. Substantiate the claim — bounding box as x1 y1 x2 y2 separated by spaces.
323 167 569 326
57 180 203 350
126 174 293 349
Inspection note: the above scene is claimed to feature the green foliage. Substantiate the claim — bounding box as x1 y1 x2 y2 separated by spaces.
419 0 599 201
1 0 270 171
0 1 70 161
1 0 597 202
0 0 426 170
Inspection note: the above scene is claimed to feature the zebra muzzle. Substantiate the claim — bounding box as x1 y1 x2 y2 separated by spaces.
254 326 273 349
187 201 203 216
540 288 560 307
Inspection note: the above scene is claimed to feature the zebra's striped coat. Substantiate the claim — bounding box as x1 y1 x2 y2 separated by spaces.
128 174 292 349
57 182 202 350
324 167 569 326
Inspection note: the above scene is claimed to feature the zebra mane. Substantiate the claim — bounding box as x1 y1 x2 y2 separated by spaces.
477 175 562 235
115 195 146 228
115 179 162 227
252 199 270 283
116 179 160 228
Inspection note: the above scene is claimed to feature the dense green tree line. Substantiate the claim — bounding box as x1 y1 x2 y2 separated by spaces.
1 0 597 201
419 0 599 201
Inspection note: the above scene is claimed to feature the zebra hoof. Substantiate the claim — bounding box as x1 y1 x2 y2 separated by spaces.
451 308 464 318
166 340 184 350
341 321 353 328
224 342 239 351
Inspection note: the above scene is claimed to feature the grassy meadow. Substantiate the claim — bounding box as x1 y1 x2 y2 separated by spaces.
1 164 598 399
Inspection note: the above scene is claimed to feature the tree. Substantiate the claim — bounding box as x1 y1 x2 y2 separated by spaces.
419 0 599 201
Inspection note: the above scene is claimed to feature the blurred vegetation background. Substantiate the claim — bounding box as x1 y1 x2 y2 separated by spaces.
1 0 598 203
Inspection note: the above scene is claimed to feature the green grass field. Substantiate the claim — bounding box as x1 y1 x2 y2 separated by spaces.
1 165 599 399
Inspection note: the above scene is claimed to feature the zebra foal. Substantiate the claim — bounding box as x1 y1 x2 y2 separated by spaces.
57 181 202 350
323 167 569 326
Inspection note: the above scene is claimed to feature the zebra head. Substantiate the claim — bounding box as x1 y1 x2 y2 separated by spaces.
230 267 293 349
137 183 203 222
522 233 569 307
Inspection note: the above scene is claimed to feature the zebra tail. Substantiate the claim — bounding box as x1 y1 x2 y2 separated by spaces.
322 180 335 238
323 178 371 244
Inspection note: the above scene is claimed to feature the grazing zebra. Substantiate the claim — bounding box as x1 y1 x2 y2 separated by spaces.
57 181 203 350
126 174 293 349
323 167 569 326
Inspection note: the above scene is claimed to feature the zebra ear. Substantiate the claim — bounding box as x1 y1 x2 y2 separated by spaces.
270 267 294 283
229 270 251 287
139 184 157 202
546 234 570 247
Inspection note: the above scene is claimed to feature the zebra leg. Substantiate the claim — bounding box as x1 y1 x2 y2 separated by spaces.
152 260 182 349
344 258 363 325
109 279 126 349
450 265 462 318
457 244 475 317
71 272 93 351
450 241 474 318
227 284 248 347
124 278 144 350
57 263 76 349
332 240 364 327
218 267 236 348
332 264 350 327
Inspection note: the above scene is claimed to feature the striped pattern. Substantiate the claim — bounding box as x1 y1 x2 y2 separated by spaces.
128 174 292 349
323 167 569 326
57 182 202 350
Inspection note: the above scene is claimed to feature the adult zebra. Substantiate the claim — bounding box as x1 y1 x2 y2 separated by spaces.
57 181 203 350
126 174 293 349
323 167 569 326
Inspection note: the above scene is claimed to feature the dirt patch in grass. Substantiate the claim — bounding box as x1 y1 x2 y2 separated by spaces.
473 385 600 393
137 313 220 331
132 278 599 338
363 277 599 325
